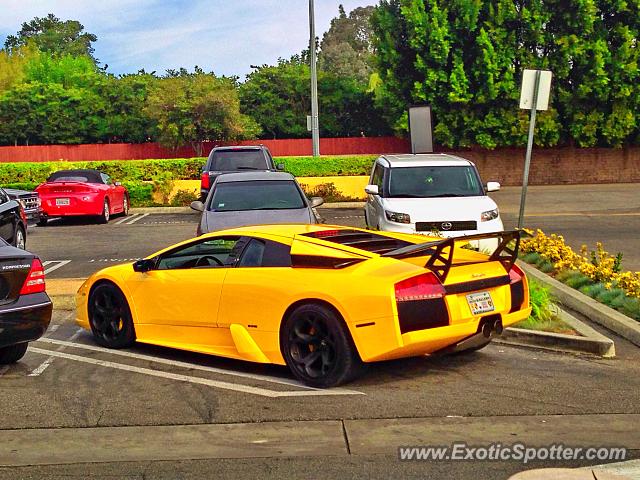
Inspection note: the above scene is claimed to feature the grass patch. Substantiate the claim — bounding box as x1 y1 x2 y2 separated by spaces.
522 252 542 264
513 315 578 335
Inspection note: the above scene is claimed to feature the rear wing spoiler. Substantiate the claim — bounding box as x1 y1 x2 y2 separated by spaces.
381 230 522 283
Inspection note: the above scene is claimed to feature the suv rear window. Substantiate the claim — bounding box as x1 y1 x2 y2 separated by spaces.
208 180 306 212
209 149 268 171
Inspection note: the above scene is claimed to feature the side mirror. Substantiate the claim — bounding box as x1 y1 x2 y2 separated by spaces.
114 181 122 187
486 181 501 192
133 259 155 273
190 201 205 212
309 196 324 208
365 184 379 196
276 163 285 171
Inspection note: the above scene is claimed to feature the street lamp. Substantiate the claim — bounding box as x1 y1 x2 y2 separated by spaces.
309 0 320 157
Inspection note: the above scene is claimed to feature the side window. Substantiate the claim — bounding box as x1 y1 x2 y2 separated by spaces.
371 164 384 190
237 239 292 268
100 173 112 185
0 190 8 205
157 237 241 270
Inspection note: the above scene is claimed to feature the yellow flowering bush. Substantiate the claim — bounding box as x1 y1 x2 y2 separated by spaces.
521 229 640 299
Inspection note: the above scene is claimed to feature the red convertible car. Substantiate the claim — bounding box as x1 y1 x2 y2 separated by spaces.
36 169 129 226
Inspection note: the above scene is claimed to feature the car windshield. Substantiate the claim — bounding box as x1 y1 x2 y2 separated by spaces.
210 149 268 171
387 166 484 198
208 180 306 212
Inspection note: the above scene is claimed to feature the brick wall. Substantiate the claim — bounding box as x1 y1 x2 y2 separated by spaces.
444 146 640 186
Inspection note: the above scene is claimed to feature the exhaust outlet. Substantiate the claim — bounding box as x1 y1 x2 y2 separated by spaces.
481 321 493 338
494 320 504 335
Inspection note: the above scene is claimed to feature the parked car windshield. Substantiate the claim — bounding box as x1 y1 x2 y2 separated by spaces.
209 149 268 171
387 166 484 198
208 180 306 212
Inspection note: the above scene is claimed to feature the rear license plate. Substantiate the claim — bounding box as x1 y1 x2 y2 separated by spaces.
466 291 495 315
55 198 70 206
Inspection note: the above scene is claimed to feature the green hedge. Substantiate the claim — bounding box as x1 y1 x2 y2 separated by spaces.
0 155 377 185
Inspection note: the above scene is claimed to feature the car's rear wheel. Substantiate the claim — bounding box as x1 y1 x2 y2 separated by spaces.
0 342 28 364
98 199 110 224
281 303 362 388
88 283 135 348
13 225 26 250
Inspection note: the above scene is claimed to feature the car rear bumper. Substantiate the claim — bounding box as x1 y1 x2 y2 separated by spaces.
353 307 531 362
0 292 53 348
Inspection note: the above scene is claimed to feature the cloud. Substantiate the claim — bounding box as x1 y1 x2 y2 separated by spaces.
0 0 375 76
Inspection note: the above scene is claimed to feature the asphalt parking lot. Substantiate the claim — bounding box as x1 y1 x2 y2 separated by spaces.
1 184 639 478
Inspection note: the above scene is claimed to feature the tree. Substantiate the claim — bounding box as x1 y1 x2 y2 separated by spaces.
145 71 260 155
319 5 377 84
239 58 390 139
0 44 40 94
4 14 98 61
371 0 639 148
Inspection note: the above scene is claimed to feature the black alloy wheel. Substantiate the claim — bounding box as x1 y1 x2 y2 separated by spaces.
281 303 362 388
88 283 135 348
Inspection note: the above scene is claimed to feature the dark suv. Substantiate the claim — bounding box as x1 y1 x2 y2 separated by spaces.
200 146 283 201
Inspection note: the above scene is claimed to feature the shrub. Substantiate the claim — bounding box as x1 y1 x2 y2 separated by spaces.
122 181 153 207
528 278 555 323
171 189 198 207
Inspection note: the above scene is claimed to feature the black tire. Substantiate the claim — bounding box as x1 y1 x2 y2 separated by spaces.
13 225 26 250
0 342 28 364
121 196 129 217
36 216 48 227
281 303 363 388
98 199 110 224
88 283 136 348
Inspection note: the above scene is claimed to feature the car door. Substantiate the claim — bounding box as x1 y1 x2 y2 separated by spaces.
218 237 293 331
101 173 122 213
365 163 385 228
0 189 16 243
127 236 247 329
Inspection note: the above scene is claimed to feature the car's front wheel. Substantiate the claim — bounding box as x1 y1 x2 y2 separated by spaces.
88 283 136 348
281 303 363 388
0 342 28 364
98 199 110 224
121 196 129 217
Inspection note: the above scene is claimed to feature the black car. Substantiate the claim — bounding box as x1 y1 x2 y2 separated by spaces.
4 187 43 224
200 145 284 201
0 239 52 364
0 188 28 250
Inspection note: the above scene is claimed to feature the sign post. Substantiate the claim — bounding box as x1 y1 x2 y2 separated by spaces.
518 69 552 229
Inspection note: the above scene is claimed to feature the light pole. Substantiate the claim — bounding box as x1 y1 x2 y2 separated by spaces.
309 0 320 157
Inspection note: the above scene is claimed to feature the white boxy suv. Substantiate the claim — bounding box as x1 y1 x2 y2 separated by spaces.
364 154 503 249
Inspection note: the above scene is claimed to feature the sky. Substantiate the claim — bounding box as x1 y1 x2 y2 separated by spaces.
0 0 375 78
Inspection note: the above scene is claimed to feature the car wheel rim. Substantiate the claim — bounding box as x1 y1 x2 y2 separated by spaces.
288 312 337 379
123 198 128 214
104 203 110 222
92 289 125 342
16 230 25 249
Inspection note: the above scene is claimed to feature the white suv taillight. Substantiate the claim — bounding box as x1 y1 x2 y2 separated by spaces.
20 258 46 295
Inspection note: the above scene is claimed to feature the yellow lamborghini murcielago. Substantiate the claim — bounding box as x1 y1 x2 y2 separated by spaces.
76 224 531 387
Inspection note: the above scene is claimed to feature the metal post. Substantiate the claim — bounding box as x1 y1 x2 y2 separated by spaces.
518 70 541 229
309 0 320 157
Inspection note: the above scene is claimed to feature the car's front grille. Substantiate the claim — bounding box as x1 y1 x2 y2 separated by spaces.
416 221 478 232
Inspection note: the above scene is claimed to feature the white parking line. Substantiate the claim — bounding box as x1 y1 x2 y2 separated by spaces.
28 328 83 377
122 213 149 225
37 337 354 391
42 260 71 275
28 347 364 397
114 213 137 225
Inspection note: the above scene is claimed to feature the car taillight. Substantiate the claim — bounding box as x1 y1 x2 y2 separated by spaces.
394 273 449 333
201 173 210 190
20 258 46 295
395 272 445 301
509 263 525 284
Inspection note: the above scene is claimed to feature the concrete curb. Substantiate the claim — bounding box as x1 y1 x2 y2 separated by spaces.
497 307 615 357
519 261 640 347
129 202 365 215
